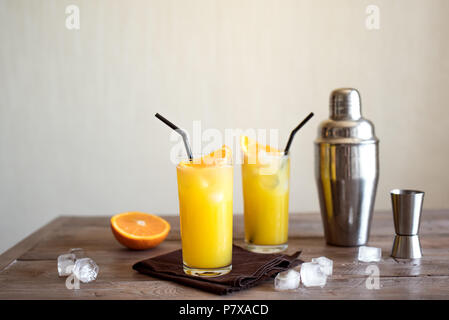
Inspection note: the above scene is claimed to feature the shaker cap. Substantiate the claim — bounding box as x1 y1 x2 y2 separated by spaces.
315 88 378 145
330 88 361 120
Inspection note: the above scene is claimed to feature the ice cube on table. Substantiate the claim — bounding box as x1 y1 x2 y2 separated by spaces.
73 258 99 283
69 248 86 260
311 256 333 276
274 269 300 291
358 246 382 262
300 262 327 287
57 253 76 276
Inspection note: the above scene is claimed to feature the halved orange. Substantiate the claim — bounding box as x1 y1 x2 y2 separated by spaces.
110 212 170 250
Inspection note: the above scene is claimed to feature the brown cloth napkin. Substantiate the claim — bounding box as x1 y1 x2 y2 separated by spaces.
132 245 302 295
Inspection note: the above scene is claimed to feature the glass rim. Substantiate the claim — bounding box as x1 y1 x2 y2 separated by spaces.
242 151 289 166
175 154 233 167
390 189 424 196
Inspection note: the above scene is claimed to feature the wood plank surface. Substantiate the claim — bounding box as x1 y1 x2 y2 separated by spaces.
1 210 448 299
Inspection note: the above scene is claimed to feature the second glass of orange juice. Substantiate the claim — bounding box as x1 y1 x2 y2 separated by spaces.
241 136 290 253
176 146 233 276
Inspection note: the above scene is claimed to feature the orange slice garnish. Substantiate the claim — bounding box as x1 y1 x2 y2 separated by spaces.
240 136 282 164
179 145 232 167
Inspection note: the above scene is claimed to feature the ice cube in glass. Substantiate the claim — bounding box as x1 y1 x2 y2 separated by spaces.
259 175 280 189
209 191 224 202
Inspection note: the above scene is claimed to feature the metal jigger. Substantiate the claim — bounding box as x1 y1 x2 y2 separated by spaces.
391 189 425 259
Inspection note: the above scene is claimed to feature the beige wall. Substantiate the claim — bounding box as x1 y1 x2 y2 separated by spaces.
1 0 448 254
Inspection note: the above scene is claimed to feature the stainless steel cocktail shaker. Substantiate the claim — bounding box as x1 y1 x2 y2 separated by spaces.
315 88 379 246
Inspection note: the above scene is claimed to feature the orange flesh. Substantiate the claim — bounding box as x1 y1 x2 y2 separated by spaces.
112 212 167 238
179 145 232 167
240 136 282 156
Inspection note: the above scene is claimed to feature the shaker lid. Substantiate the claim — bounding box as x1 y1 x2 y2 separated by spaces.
315 88 378 144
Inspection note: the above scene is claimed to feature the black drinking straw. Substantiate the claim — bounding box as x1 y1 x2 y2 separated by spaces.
155 113 193 161
284 112 314 155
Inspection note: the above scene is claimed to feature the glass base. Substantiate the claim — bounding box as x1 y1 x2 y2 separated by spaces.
183 264 232 277
244 242 288 254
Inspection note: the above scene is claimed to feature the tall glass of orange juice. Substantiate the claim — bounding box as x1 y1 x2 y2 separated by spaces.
241 136 290 253
176 146 233 276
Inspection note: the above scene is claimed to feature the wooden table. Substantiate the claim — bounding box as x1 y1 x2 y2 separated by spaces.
1 210 448 300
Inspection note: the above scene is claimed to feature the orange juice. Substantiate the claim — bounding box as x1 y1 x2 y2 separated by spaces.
241 136 290 253
176 146 233 276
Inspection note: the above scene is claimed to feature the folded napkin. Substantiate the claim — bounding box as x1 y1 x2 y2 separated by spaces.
132 245 302 295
